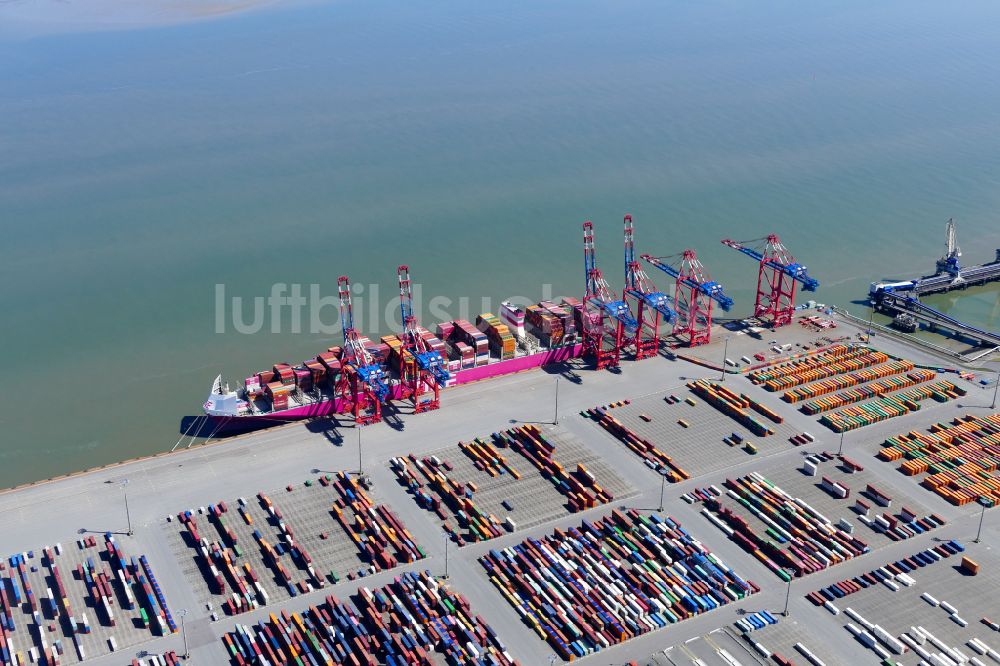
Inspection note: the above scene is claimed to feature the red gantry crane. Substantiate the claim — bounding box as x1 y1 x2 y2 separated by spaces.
582 221 638 370
642 249 733 347
397 264 450 414
623 215 677 359
720 234 819 328
337 275 389 426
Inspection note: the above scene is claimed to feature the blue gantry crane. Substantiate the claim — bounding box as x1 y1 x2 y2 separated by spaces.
582 221 638 369
397 264 450 413
721 234 818 328
337 275 389 426
623 215 677 359
642 249 733 346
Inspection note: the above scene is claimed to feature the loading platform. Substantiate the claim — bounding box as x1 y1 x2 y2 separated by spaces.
869 219 1000 298
868 219 1000 350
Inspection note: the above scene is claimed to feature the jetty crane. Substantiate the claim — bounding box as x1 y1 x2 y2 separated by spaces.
642 249 733 347
582 221 638 370
721 234 818 328
337 275 389 426
397 264 450 413
622 215 677 358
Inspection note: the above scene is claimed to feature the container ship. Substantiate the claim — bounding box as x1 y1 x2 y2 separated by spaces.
203 299 584 427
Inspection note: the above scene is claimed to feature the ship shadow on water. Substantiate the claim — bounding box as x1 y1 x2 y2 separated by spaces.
176 414 299 442
177 415 271 439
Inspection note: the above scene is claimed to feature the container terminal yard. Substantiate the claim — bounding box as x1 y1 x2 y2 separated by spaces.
2 219 999 666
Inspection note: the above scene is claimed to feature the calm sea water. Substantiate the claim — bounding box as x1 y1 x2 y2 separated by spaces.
2 1 999 488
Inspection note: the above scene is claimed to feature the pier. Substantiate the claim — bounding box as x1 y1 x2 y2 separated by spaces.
868 219 1000 350
872 290 1000 349
869 219 1000 298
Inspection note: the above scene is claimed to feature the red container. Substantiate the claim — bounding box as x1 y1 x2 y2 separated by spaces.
293 368 312 391
436 322 455 340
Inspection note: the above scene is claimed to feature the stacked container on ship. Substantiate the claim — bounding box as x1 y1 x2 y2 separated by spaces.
203 298 586 426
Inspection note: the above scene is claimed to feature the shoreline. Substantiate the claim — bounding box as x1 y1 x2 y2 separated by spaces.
5 307 994 495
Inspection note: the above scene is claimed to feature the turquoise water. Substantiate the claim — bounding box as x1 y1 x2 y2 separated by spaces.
2 0 999 487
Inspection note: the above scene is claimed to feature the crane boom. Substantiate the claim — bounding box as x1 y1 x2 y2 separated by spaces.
937 218 962 276
622 215 676 359
641 254 734 311
945 217 960 260
720 234 819 328
398 264 450 386
639 248 731 346
338 276 376 367
720 237 819 291
338 275 389 417
581 221 635 369
624 217 676 321
583 222 638 331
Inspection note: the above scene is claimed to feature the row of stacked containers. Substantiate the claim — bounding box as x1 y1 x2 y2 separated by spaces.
495 425 614 512
391 454 512 544
781 359 918 403
749 345 891 392
176 472 425 614
321 472 426 574
391 425 615 545
819 380 966 433
804 540 966 608
2 538 175 665
585 403 692 482
878 413 1000 506
475 313 516 360
479 509 756 661
688 380 783 437
798 370 937 414
697 472 870 580
525 300 579 348
222 571 518 666
130 652 183 665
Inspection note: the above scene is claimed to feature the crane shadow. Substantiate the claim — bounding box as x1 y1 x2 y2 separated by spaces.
306 417 344 446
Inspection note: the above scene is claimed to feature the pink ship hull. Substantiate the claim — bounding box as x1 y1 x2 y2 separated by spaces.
215 343 582 427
